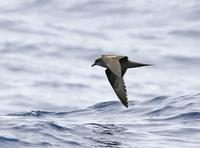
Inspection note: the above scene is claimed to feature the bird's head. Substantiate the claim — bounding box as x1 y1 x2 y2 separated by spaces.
92 58 101 67
92 58 106 67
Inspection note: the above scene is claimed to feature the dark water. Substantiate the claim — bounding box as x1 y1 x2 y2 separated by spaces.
1 95 200 148
0 0 200 147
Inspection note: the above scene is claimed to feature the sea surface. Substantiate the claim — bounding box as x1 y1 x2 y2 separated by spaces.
0 0 200 148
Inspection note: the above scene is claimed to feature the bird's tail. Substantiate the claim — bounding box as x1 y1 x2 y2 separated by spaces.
128 61 152 68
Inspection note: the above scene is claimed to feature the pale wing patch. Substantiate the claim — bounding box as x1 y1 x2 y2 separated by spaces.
102 55 121 77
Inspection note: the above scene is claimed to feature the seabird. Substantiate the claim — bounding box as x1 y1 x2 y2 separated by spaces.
92 55 151 108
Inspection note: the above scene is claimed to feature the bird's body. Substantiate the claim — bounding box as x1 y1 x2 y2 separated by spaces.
92 55 151 108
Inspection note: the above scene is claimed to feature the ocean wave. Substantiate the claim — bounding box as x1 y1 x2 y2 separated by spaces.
163 112 200 121
1 94 200 148
0 136 51 148
6 94 200 118
7 110 56 117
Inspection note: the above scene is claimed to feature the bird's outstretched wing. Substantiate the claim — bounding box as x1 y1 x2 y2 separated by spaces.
105 69 128 107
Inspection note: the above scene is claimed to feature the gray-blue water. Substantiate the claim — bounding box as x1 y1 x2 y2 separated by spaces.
0 0 200 147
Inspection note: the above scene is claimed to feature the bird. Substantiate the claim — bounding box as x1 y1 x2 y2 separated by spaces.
92 55 152 108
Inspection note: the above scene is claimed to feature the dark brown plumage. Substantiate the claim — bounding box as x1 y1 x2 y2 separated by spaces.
105 69 128 107
92 55 151 108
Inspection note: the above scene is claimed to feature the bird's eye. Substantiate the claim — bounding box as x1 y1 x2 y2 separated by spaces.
95 59 99 62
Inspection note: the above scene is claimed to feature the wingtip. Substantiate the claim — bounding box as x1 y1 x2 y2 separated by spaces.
123 102 128 108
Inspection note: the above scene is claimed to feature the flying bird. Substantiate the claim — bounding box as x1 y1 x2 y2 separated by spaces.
92 55 151 108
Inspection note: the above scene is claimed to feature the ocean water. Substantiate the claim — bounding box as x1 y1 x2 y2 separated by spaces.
0 0 200 147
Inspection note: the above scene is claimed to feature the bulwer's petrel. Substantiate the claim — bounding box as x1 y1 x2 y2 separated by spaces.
92 55 151 108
